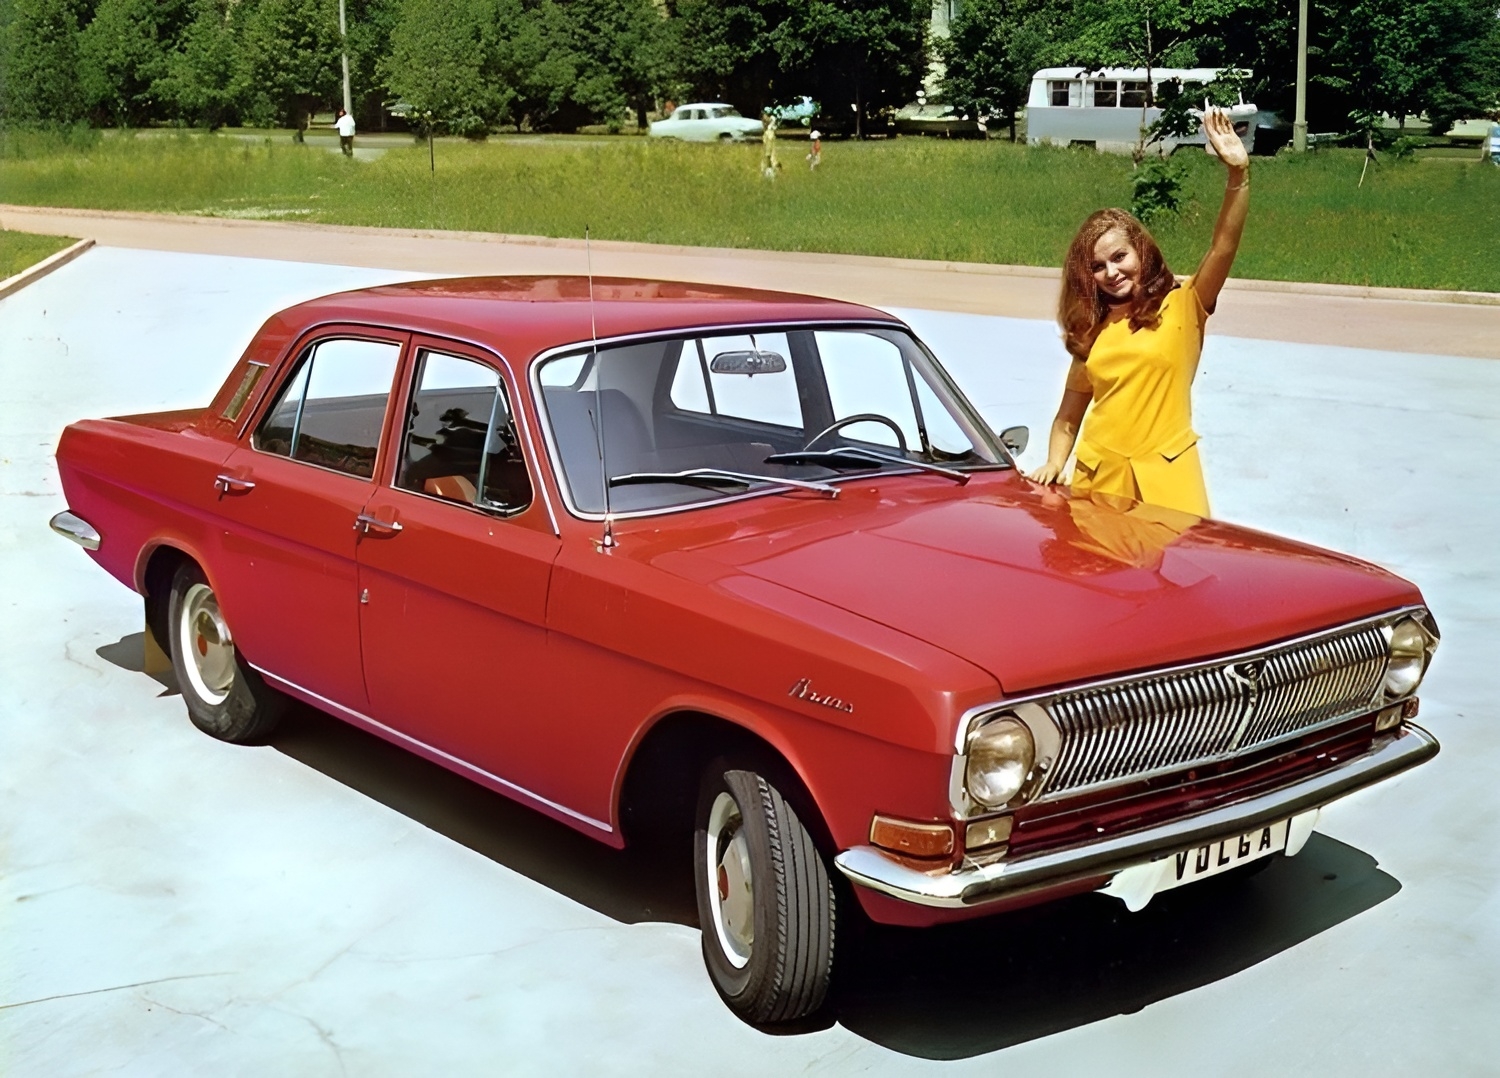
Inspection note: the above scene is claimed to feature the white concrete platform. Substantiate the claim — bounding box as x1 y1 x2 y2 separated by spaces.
3 247 1497 1074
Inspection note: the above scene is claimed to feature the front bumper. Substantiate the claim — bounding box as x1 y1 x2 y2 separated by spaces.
834 723 1438 909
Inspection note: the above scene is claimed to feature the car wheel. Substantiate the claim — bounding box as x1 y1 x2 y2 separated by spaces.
693 763 835 1024
718 132 735 143
167 561 285 743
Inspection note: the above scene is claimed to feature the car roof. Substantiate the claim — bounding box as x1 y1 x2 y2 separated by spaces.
278 276 899 363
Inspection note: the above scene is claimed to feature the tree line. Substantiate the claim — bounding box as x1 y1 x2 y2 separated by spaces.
1 0 1495 136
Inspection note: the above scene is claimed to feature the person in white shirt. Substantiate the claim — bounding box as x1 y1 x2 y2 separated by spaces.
335 109 355 157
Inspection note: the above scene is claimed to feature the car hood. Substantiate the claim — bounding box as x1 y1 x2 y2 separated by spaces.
672 476 1419 694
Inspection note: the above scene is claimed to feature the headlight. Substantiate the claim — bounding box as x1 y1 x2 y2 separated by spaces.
1383 615 1434 698
966 717 1035 808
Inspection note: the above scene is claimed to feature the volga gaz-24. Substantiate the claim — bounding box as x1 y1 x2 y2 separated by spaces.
52 276 1439 1024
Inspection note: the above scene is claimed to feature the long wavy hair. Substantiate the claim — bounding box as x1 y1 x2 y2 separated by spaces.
1059 208 1176 362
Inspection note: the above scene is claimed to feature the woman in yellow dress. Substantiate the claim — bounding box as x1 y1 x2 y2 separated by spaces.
1027 108 1251 517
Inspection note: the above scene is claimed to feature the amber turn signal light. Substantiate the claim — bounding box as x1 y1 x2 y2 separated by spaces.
869 814 955 859
1376 696 1419 732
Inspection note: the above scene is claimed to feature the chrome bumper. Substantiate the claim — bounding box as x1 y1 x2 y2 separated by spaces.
49 510 100 550
834 724 1439 909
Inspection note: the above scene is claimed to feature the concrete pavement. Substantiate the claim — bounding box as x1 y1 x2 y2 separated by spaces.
2 246 1497 1075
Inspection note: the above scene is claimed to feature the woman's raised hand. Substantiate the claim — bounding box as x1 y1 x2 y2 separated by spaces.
1203 107 1249 170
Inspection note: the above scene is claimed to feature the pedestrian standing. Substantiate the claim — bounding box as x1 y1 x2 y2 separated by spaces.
335 108 356 157
760 113 781 179
806 129 822 170
1028 108 1251 518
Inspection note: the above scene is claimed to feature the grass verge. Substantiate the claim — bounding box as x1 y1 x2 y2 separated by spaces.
0 228 77 280
2 128 1496 292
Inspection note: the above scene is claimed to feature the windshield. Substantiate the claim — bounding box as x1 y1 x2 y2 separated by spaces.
536 325 1006 516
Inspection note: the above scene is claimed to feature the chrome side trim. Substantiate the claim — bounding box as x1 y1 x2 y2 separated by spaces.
842 723 1438 909
50 510 101 550
253 667 613 835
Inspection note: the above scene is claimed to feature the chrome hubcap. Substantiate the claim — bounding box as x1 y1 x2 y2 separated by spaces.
706 791 754 969
179 582 234 705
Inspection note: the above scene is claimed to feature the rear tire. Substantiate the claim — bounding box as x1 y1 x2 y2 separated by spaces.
167 561 285 743
693 762 836 1024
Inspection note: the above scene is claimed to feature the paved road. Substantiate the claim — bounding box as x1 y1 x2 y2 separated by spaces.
2 247 1497 1075
5 204 1499 359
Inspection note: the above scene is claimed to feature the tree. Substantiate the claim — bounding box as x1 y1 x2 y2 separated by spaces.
232 0 342 133
1066 0 1247 104
79 0 190 126
2 0 87 125
381 0 509 135
772 0 930 136
158 0 241 128
671 0 784 117
1315 0 1500 134
547 0 672 130
938 0 1070 140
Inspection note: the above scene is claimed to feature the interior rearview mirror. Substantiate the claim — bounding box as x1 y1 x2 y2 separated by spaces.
999 425 1029 456
710 350 787 376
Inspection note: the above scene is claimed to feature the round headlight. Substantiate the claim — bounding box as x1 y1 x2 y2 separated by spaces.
1384 617 1430 698
966 717 1035 809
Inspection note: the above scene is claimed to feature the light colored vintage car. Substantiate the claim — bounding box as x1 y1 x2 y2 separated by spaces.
52 276 1440 1026
649 102 764 142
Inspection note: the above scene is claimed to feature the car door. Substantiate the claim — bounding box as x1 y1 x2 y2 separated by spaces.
355 340 561 781
212 330 407 710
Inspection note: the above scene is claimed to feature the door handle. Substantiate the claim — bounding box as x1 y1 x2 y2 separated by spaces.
214 474 256 495
354 512 403 536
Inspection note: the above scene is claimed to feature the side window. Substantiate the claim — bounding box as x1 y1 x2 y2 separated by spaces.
817 331 922 449
397 350 532 513
1121 81 1149 109
1049 80 1070 107
669 341 713 415
254 338 401 478
1093 80 1118 108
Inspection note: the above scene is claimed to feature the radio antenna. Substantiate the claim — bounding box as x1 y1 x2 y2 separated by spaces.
585 225 616 551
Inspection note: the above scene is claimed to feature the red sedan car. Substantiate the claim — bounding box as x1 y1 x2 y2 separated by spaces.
51 276 1439 1025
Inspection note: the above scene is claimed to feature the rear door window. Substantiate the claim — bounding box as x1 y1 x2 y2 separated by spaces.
254 337 402 479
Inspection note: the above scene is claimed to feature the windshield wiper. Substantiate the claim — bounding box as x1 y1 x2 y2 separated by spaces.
608 468 840 498
764 448 970 485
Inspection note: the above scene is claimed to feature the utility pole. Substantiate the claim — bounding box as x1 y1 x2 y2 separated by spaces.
1296 0 1308 151
338 0 352 116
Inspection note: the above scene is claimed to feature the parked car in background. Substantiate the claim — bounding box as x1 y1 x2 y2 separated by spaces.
52 276 1440 1026
649 103 763 142
894 101 985 138
1026 67 1258 154
769 96 818 127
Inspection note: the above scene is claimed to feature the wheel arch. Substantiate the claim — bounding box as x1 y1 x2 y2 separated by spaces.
616 708 837 858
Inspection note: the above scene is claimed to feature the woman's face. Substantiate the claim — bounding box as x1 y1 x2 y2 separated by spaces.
1091 229 1141 304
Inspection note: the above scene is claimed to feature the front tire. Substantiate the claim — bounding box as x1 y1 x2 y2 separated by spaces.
693 763 835 1024
167 561 285 743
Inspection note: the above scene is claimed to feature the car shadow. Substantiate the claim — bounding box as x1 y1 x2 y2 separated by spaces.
97 632 180 694
829 834 1398 1058
99 633 1402 1057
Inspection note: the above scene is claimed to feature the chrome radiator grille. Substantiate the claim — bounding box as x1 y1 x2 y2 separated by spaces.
1043 623 1389 796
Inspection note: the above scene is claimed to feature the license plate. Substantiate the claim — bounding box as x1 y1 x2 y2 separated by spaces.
1098 817 1293 911
1168 819 1288 890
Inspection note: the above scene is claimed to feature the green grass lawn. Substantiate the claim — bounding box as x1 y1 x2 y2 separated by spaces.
2 128 1497 292
0 228 76 279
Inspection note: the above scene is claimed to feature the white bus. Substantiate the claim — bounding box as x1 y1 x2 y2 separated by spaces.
1025 67 1257 155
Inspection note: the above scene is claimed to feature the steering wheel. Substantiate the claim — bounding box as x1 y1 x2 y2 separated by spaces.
802 413 909 454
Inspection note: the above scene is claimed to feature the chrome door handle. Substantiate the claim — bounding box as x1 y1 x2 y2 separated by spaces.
214 474 256 495
354 513 403 536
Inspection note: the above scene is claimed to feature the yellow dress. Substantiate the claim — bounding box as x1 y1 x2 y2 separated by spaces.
1067 277 1210 517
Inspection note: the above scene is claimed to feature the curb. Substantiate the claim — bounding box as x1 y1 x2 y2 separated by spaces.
0 237 95 300
3 205 1496 308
